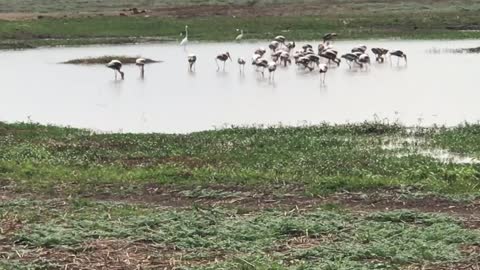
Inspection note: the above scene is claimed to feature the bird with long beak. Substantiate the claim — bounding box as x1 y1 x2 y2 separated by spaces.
188 54 197 72
235 29 244 41
215 52 232 71
390 50 407 66
136 58 146 78
319 63 328 84
238 57 246 73
107 60 124 80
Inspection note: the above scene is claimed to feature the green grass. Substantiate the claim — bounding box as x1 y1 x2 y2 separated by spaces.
2 121 480 196
2 11 480 49
2 122 480 269
1 198 478 269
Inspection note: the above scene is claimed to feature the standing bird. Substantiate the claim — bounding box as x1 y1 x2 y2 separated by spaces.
254 58 269 77
238 57 246 73
351 45 367 54
358 53 371 70
268 61 277 80
280 51 291 67
286 41 296 51
320 49 341 66
302 44 313 52
188 54 197 72
274 35 286 44
390 50 407 66
371 48 389 63
107 60 124 80
323 33 337 43
319 64 328 84
180 25 189 47
136 58 146 78
341 53 359 69
215 52 232 71
269 41 280 52
235 29 244 41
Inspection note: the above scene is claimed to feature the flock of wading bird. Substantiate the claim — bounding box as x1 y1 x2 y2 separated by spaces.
107 27 408 84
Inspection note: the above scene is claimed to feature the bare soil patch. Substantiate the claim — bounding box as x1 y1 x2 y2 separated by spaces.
0 239 219 270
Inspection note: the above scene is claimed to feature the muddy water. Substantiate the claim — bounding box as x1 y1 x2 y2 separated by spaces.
0 40 479 133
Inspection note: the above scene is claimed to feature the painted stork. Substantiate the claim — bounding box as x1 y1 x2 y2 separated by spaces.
297 57 314 71
351 45 367 54
390 50 407 66
319 64 328 84
188 54 197 71
286 41 296 51
341 53 359 69
268 61 277 80
271 51 283 63
215 52 232 71
371 48 389 63
269 41 280 52
358 53 371 70
307 54 321 68
180 25 189 47
280 51 291 67
274 35 286 44
107 60 124 80
323 33 337 43
320 50 341 66
255 58 269 77
238 57 246 73
136 58 146 77
302 44 313 52
254 48 267 57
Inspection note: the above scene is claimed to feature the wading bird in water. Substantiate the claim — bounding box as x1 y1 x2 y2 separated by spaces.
238 57 246 73
319 63 328 84
323 32 337 43
188 54 197 71
268 61 277 80
371 48 389 63
390 50 407 66
180 25 189 47
136 58 146 78
215 52 232 71
107 60 124 80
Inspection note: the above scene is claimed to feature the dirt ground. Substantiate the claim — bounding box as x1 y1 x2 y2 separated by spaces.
0 0 472 21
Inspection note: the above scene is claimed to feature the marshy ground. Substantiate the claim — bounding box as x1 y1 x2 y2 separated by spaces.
2 1 480 269
1 0 480 49
1 122 480 269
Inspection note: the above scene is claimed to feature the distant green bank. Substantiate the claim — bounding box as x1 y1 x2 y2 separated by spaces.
2 121 480 196
1 11 480 49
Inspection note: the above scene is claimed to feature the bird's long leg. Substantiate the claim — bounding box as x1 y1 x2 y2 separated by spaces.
397 57 400 66
215 59 219 71
223 61 226 71
114 70 117 80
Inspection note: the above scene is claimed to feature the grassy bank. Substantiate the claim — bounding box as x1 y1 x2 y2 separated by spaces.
1 122 480 269
2 11 480 49
1 198 479 269
2 121 480 196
